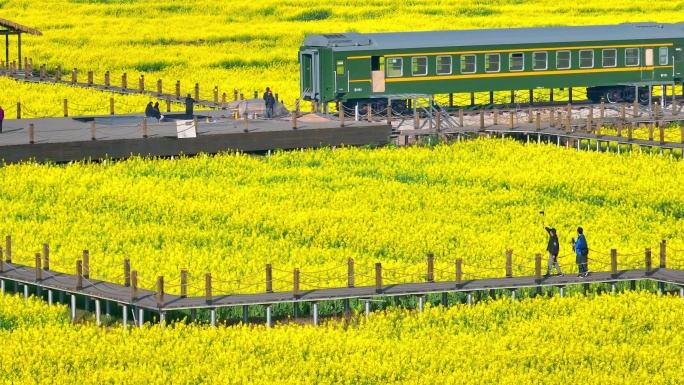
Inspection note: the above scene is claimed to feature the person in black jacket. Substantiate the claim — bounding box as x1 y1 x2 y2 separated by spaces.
263 87 275 118
184 94 194 119
544 226 563 277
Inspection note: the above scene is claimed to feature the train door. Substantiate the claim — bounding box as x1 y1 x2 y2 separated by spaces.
642 47 654 80
371 56 385 92
335 59 348 94
674 46 683 79
300 50 320 101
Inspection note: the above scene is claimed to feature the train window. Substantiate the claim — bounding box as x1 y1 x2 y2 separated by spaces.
336 60 345 74
533 52 547 70
509 53 523 71
387 58 403 77
659 47 668 65
676 48 683 62
579 50 594 68
461 55 476 74
556 51 570 69
412 57 427 76
602 49 617 67
436 56 452 75
485 53 499 72
625 48 639 66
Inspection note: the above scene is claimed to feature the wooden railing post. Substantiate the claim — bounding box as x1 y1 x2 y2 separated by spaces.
367 103 372 122
90 121 96 141
611 249 617 278
221 92 227 109
109 97 114 115
142 118 148 138
122 73 127 91
633 100 639 117
645 248 652 275
29 124 34 144
348 258 354 288
76 260 83 290
339 106 345 128
194 83 200 101
455 259 462 287
660 240 666 268
509 110 514 129
506 249 512 278
535 253 542 282
87 70 93 86
180 268 187 298
265 264 273 293
35 253 42 282
427 253 434 282
5 235 11 263
479 110 485 130
104 71 110 88
233 89 238 101
43 243 49 271
535 112 541 131
124 258 131 287
63 99 68 117
71 68 77 85
617 119 623 137
213 86 219 104
131 270 138 300
375 263 382 293
293 268 300 299
156 276 164 307
157 79 162 95
205 273 212 304
55 65 62 81
459 109 464 127
82 250 89 279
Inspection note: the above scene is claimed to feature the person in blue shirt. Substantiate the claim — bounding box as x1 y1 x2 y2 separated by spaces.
573 227 589 278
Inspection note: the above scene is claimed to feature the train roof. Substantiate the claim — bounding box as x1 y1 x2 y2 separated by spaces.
303 22 684 51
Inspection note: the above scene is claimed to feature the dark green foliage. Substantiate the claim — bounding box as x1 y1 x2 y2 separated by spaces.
289 9 332 22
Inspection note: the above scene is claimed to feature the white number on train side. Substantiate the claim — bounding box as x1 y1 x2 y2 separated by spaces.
353 87 363 92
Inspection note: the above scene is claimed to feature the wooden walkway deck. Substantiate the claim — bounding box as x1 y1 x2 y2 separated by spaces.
2 249 684 327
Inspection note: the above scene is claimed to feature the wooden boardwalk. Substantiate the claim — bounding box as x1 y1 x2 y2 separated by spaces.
0 111 392 163
1 242 683 327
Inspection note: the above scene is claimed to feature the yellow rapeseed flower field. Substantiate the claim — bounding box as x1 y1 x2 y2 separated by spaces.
0 291 683 384
1 140 683 295
1 0 683 115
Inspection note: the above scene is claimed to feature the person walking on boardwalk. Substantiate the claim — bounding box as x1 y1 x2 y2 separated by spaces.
263 87 275 118
573 227 589 278
185 94 194 119
0 105 4 133
543 226 563 277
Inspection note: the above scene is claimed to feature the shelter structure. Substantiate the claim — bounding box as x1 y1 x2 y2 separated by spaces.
0 18 42 69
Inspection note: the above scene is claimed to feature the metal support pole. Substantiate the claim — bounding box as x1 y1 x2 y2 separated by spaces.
95 299 101 326
418 296 425 313
467 293 473 305
266 305 272 328
511 290 517 301
211 309 216 327
24 284 29 299
242 306 249 324
71 295 77 320
122 305 128 329
138 308 144 328
559 287 565 298
365 300 370 318
47 289 52 305
313 302 319 326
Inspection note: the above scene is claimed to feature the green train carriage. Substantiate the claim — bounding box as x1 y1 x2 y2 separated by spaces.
299 22 684 110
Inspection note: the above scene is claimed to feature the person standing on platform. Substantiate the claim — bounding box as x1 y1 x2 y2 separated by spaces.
0 105 4 133
153 102 164 122
185 94 194 119
543 226 563 277
573 227 589 278
263 88 275 119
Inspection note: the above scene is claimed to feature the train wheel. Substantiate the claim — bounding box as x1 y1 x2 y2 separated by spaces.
605 90 620 104
638 89 651 104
